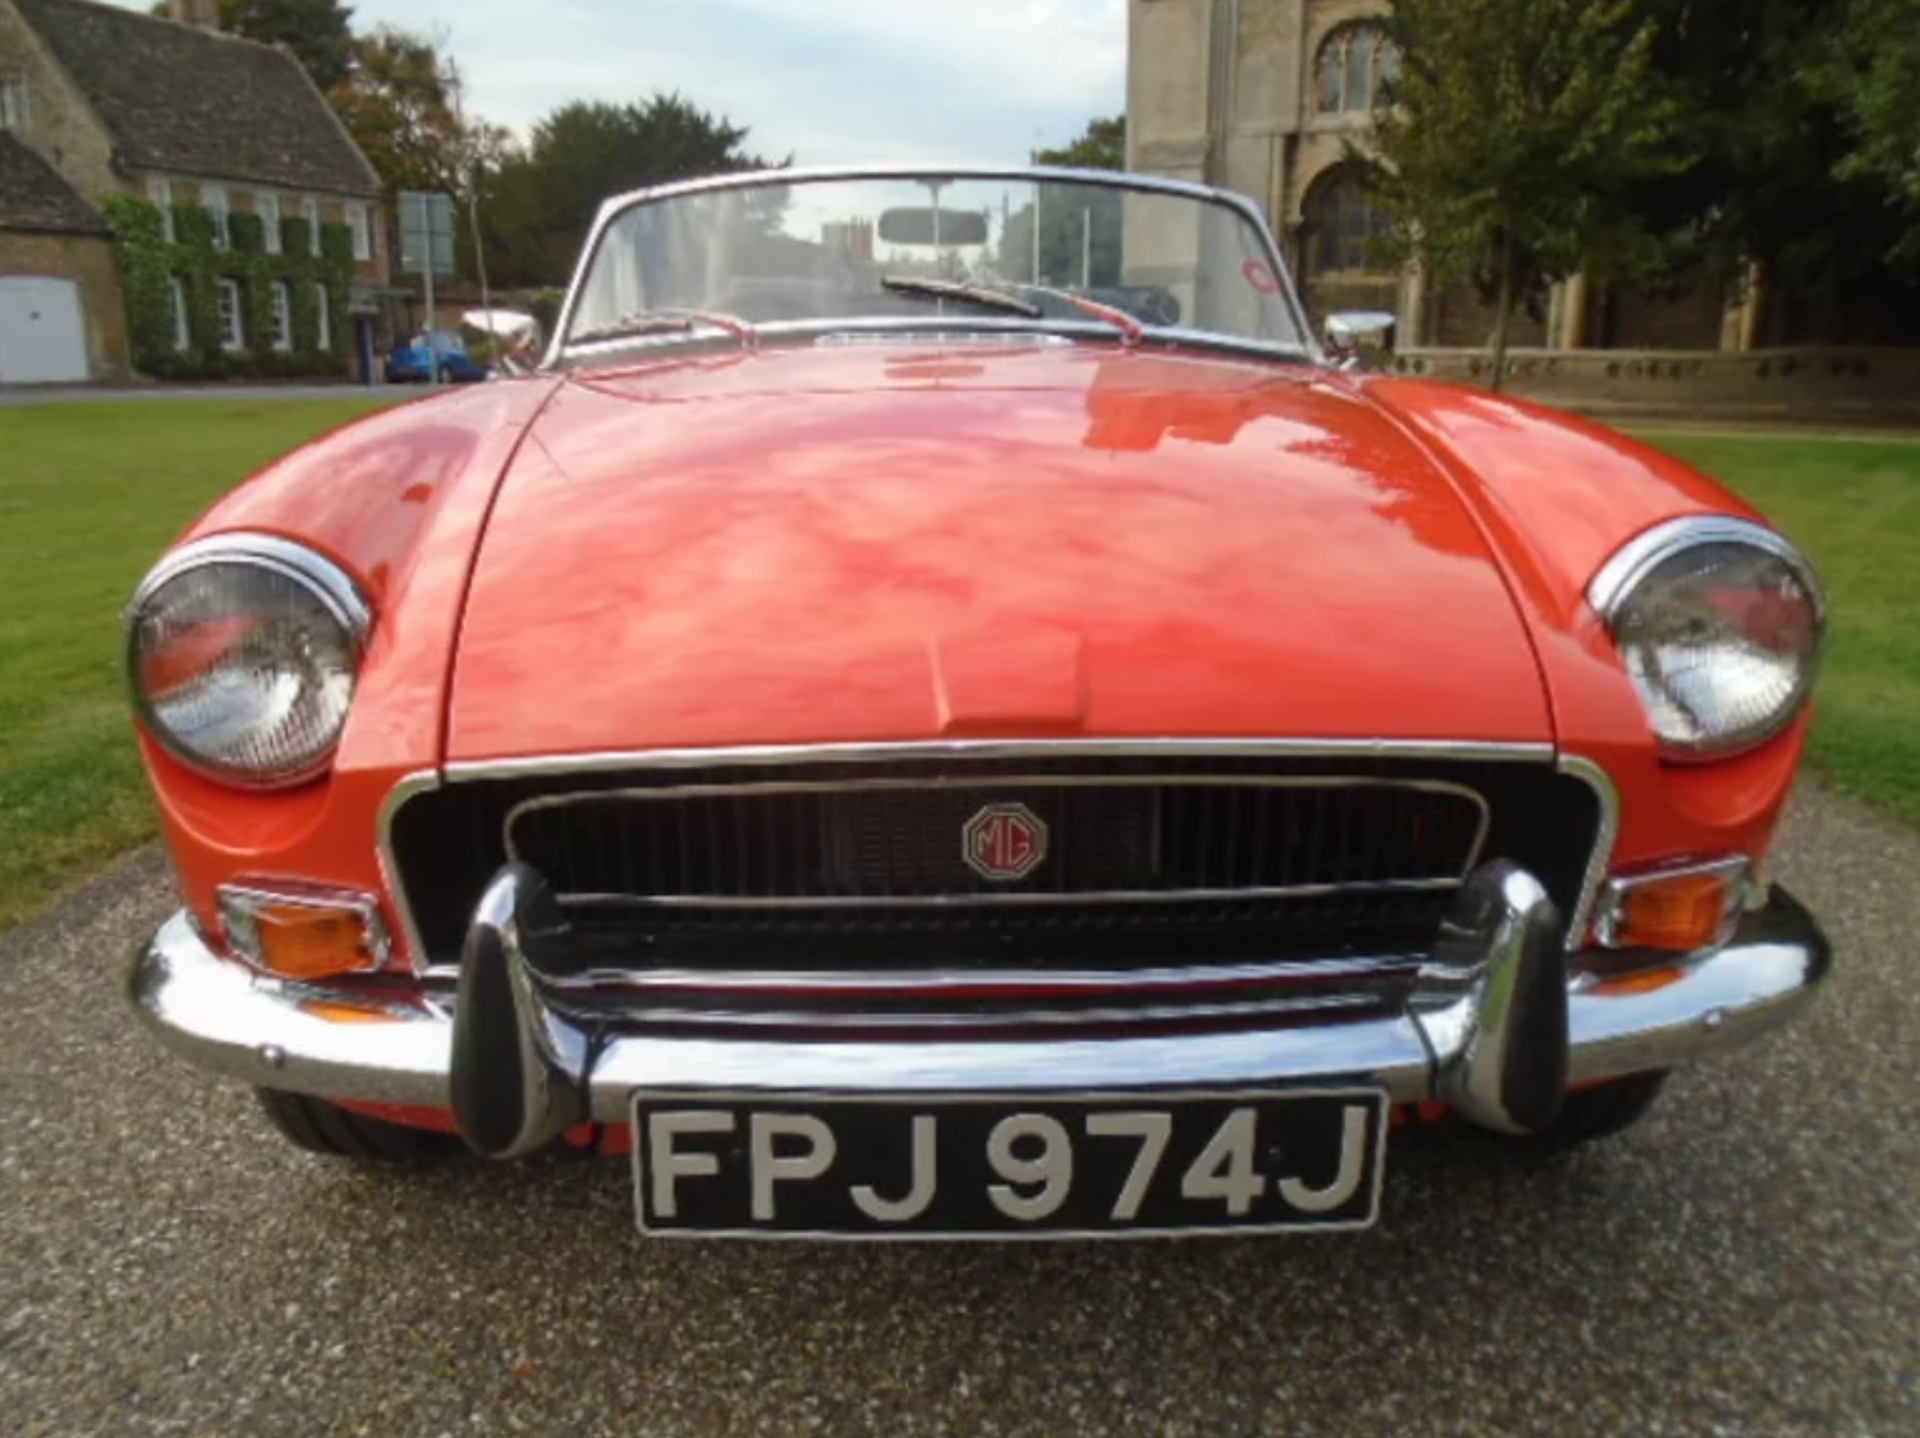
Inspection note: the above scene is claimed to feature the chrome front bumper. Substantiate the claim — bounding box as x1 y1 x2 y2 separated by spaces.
129 871 1830 1155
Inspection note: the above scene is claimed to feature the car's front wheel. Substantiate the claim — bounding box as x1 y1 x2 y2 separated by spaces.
255 1088 458 1166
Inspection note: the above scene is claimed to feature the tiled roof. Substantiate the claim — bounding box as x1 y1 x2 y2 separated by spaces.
13 0 381 197
0 132 106 232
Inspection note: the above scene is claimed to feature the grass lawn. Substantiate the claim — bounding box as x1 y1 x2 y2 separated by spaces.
1637 430 1920 829
0 398 386 931
0 401 1911 934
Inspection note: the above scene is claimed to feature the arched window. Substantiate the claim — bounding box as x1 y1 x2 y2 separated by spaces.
1316 23 1398 114
1303 168 1389 275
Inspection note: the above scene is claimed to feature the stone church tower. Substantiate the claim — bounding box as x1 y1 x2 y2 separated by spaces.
1127 0 1437 340
1126 0 1744 351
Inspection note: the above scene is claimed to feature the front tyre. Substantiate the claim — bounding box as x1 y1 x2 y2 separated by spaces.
255 1088 456 1166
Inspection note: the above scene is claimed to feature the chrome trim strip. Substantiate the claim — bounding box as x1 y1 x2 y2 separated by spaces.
1557 754 1620 955
1585 515 1824 625
544 163 1321 370
558 878 1463 913
375 768 441 977
564 990 1383 1032
446 737 1556 785
562 317 1320 370
1592 854 1752 950
536 955 1421 996
128 532 374 644
566 316 1122 363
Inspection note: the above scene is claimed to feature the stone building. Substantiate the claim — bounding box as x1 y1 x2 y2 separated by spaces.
1124 0 1749 351
0 0 388 383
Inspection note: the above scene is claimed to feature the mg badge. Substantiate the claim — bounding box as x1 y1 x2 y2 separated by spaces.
962 802 1048 881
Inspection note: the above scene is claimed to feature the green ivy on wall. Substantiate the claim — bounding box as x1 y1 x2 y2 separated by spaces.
104 194 359 382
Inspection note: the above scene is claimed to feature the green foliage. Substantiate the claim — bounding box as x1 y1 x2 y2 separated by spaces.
328 25 467 196
218 0 355 91
996 186 1125 290
1033 116 1127 171
1821 0 1920 260
476 93 774 287
319 220 354 266
530 286 566 338
1368 0 1696 384
104 196 355 381
102 195 175 375
229 211 265 255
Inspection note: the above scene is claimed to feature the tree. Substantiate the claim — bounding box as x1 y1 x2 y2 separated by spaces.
328 25 470 197
1034 116 1126 172
1368 0 1695 387
996 185 1124 289
475 94 773 287
1618 0 1920 343
218 0 355 91
1823 0 1920 259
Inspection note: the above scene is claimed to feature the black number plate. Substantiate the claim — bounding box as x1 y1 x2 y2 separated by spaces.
631 1088 1388 1240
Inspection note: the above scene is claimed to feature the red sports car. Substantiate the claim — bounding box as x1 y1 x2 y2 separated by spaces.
128 166 1829 1240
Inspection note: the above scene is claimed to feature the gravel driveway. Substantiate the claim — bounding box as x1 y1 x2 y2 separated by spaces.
2 787 1914 1437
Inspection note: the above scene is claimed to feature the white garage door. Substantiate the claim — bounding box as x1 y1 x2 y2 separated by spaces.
0 276 89 385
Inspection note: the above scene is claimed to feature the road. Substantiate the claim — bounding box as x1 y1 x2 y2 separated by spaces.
1 787 1914 1437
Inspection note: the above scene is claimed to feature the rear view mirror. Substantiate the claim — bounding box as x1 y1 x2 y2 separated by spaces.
877 207 990 247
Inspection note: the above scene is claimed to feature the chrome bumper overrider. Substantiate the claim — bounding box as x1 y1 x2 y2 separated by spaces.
129 867 1830 1157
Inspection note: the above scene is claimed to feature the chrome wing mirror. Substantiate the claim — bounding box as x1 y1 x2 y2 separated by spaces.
1324 311 1398 371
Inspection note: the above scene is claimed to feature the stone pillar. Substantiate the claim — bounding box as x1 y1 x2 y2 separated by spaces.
1723 260 1768 352
1398 263 1428 348
1559 273 1591 350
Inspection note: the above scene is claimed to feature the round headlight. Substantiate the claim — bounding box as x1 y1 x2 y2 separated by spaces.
1589 516 1824 759
126 535 370 787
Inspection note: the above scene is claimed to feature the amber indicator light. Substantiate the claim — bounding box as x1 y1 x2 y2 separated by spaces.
218 888 386 982
1612 871 1740 952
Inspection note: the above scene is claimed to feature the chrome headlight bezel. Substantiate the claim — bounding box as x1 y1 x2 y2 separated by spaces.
125 533 372 789
1588 515 1825 761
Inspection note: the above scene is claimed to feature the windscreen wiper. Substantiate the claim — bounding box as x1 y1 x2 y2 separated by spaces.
882 275 1142 346
569 308 758 348
999 283 1144 346
879 275 1043 318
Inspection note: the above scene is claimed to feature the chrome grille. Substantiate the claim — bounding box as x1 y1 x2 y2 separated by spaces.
385 748 1604 1032
504 775 1487 913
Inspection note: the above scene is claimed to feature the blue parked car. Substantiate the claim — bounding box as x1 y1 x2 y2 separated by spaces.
387 330 488 384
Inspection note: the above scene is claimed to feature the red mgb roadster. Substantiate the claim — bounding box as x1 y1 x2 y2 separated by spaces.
127 167 1829 1240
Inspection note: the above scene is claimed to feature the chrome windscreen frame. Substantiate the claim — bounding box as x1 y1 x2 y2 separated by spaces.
371 737 1624 982
540 163 1324 371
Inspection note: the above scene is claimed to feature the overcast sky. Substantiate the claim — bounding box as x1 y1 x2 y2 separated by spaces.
119 0 1128 164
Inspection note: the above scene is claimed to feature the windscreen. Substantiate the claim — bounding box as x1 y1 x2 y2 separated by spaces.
564 173 1308 351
